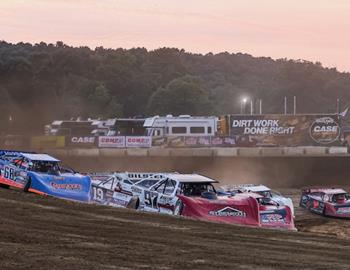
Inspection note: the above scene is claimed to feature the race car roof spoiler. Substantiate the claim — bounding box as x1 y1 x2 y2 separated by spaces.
301 187 346 194
221 184 270 192
0 150 36 157
21 153 60 162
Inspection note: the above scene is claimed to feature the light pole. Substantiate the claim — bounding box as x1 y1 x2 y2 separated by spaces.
8 115 13 134
240 97 248 114
336 98 340 114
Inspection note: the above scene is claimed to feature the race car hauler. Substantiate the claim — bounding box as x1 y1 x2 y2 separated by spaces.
144 115 217 138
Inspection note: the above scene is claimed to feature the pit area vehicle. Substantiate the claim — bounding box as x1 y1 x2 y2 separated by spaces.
300 188 350 218
0 150 91 202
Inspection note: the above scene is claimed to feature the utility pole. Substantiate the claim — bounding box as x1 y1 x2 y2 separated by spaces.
293 96 296 115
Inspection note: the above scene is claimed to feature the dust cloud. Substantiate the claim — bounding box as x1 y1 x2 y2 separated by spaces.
60 156 350 188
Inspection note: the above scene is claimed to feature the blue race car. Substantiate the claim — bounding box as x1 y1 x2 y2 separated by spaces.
0 150 91 202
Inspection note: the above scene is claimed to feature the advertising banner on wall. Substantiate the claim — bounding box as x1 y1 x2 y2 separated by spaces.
165 136 237 147
31 136 65 148
126 136 152 148
184 136 211 147
98 136 125 148
229 114 341 146
210 136 236 147
67 136 96 147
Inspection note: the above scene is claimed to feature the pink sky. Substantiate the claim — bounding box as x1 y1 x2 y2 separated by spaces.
1 0 350 71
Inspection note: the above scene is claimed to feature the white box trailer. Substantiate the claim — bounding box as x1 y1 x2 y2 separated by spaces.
144 115 217 137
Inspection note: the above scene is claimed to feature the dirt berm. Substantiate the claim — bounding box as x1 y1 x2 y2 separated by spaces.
1 188 350 270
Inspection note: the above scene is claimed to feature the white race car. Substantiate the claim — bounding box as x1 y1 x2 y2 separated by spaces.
219 184 295 217
90 172 165 208
91 173 296 230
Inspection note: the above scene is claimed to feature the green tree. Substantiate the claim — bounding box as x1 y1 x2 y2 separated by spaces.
147 75 213 115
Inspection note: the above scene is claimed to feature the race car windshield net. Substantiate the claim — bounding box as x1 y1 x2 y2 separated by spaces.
332 193 350 203
30 161 61 174
257 190 272 198
136 179 160 188
182 183 216 196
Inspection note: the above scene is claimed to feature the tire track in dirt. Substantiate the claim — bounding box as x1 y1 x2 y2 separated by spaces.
1 188 350 269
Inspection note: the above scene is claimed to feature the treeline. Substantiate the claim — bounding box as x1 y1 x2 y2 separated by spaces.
0 41 350 135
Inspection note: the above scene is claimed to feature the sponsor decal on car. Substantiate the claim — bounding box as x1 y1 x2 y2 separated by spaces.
51 183 82 190
131 186 142 194
261 213 285 223
209 206 246 217
336 207 350 214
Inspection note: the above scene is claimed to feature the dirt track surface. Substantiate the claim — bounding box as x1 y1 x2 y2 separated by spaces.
1 188 350 270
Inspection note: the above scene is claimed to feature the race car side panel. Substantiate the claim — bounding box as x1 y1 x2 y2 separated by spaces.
0 164 28 189
178 195 260 227
28 172 91 202
91 184 133 207
324 203 350 218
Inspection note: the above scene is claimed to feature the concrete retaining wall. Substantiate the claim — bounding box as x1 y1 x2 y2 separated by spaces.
45 146 349 158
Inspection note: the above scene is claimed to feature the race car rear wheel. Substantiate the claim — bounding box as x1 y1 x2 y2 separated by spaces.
173 200 183 216
0 183 9 189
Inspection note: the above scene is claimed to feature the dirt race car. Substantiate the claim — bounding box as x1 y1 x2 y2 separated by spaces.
300 187 350 218
92 172 295 230
0 150 91 202
90 172 165 207
220 184 295 217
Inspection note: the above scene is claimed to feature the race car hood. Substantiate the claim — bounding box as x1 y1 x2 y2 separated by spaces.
28 172 91 202
178 195 260 227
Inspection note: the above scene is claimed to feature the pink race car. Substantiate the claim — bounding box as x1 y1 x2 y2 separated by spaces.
300 187 350 218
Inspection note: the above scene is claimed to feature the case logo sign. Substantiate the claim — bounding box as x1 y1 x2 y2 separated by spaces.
309 117 340 144
209 207 246 217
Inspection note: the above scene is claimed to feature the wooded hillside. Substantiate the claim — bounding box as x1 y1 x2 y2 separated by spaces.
1 41 349 134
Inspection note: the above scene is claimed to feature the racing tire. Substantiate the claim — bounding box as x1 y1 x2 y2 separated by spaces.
0 183 9 189
173 200 183 216
127 197 140 210
23 177 31 192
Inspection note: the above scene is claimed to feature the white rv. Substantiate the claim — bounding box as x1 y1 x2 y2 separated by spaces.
144 115 217 137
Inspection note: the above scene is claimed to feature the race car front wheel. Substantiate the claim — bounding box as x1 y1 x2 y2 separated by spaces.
23 177 31 192
127 196 140 210
173 200 183 216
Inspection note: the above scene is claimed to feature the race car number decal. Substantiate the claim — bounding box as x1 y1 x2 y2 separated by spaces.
92 186 104 201
4 166 15 180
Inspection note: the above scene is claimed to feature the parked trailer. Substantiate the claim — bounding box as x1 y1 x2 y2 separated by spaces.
144 115 217 137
